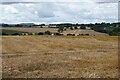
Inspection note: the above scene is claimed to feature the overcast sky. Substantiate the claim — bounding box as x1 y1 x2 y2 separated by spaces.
0 0 119 24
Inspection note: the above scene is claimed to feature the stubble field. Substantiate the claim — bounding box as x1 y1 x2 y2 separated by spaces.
1 36 118 78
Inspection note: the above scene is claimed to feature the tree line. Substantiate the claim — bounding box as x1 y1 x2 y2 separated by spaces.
57 23 120 36
1 22 120 36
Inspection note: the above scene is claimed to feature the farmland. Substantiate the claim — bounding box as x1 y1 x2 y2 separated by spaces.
0 27 109 36
2 36 118 78
1 27 58 33
62 29 108 36
0 29 32 35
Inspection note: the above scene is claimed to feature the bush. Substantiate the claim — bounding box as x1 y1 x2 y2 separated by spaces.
38 32 44 35
81 34 84 36
80 26 86 29
85 34 89 36
54 33 62 36
70 27 74 30
45 31 51 35
67 34 75 36
12 33 20 35
2 32 8 35
74 26 78 29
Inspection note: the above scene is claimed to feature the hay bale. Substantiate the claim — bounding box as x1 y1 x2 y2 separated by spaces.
21 33 25 35
25 33 28 35
32 33 35 35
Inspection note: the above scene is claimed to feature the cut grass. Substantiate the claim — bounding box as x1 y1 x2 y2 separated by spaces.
2 36 118 78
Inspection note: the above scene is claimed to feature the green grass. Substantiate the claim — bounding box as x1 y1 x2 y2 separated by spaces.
0 29 32 35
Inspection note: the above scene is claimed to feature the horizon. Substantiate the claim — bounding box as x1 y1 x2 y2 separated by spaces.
0 22 119 25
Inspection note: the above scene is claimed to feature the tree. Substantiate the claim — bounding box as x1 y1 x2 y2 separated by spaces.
15 24 22 27
12 33 20 35
80 26 86 29
74 26 78 29
2 24 9 27
54 33 62 36
2 32 8 35
58 26 64 33
45 31 51 35
113 27 120 33
70 27 73 30
38 32 44 35
41 24 45 26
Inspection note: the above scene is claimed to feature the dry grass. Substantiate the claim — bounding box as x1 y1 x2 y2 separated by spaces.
62 29 109 36
2 36 118 78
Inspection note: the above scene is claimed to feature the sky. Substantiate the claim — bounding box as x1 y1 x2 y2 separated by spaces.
0 0 119 24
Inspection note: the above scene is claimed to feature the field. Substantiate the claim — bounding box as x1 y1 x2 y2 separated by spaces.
63 29 109 36
1 27 58 33
2 36 118 78
1 27 109 36
0 29 32 35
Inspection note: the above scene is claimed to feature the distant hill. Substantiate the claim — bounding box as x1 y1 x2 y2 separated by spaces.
20 23 35 27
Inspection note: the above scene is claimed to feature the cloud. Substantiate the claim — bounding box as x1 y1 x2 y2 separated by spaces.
0 1 118 24
1 2 37 5
2 0 120 3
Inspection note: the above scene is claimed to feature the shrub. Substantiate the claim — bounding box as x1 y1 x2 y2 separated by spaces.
67 34 75 36
38 32 44 35
74 26 78 29
81 34 84 36
45 31 51 35
80 26 86 29
12 33 20 35
70 27 73 30
54 33 62 36
85 34 89 36
2 32 8 35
